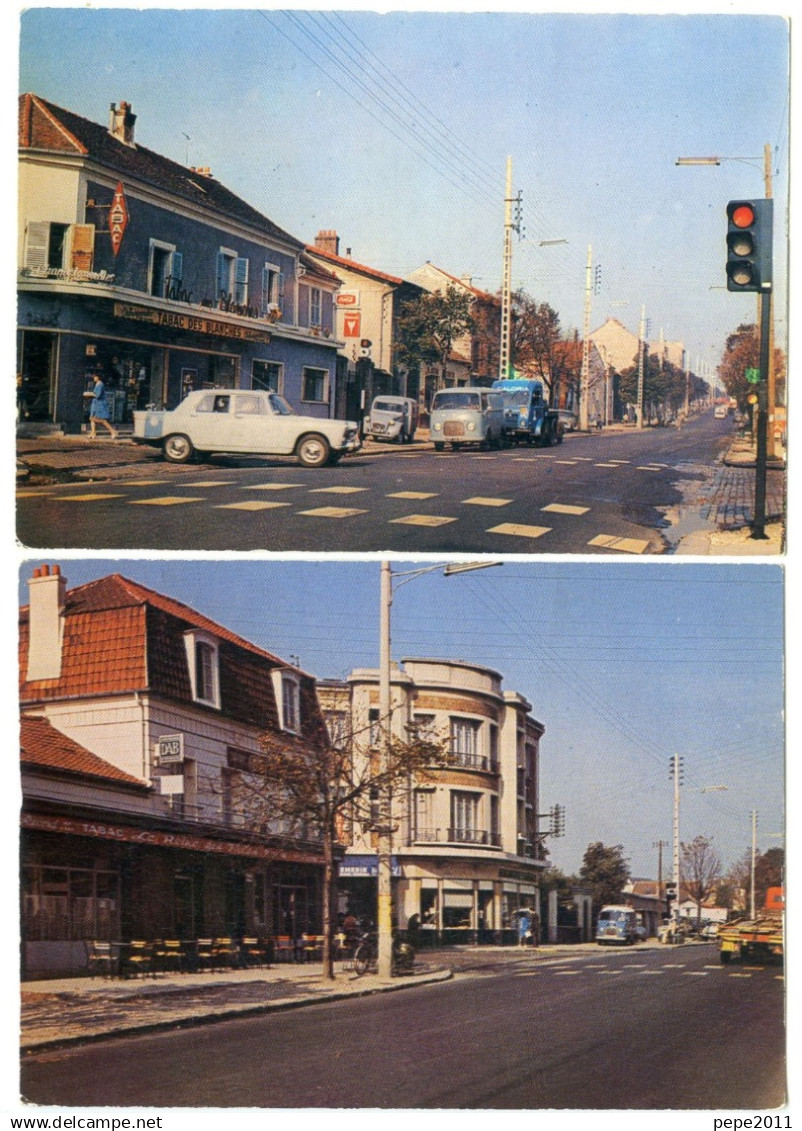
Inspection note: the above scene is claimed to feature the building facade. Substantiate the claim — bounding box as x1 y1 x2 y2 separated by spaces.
17 95 342 432
319 658 546 945
20 565 327 977
306 230 426 420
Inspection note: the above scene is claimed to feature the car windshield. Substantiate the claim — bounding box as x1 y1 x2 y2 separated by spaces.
504 391 529 407
432 392 481 410
373 401 401 413
266 393 295 416
599 910 627 923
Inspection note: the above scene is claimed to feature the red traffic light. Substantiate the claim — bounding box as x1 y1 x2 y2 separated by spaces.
731 203 756 228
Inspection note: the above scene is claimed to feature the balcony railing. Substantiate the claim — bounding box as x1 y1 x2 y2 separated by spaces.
449 751 496 772
412 827 501 848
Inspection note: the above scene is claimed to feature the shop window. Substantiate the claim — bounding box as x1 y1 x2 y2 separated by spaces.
184 631 220 708
252 360 283 394
302 366 329 403
22 864 119 942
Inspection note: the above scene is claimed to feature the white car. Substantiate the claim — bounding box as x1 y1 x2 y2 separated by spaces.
133 389 361 467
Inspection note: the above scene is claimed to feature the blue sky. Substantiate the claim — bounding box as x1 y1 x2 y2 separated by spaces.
18 556 785 881
16 6 790 376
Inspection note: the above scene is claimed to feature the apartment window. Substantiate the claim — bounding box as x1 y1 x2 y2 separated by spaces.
149 240 182 298
262 263 285 314
271 670 301 733
450 717 482 768
184 631 220 708
302 366 328 403
23 221 95 275
252 360 283 394
217 248 249 304
309 286 322 326
489 724 499 770
450 791 480 842
368 708 381 748
414 789 437 842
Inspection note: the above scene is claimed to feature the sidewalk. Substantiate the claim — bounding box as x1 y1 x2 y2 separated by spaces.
20 942 628 1053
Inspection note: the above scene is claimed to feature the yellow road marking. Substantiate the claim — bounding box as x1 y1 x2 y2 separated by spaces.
129 496 206 506
56 494 126 502
462 496 512 507
309 486 370 495
541 503 589 515
588 534 650 554
214 501 292 511
242 483 304 490
389 514 458 527
387 492 438 500
181 480 235 487
297 507 367 518
486 523 551 539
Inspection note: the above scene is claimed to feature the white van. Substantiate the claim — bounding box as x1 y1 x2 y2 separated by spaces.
430 388 505 451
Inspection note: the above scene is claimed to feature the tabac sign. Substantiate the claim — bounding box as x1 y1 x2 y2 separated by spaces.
109 183 129 256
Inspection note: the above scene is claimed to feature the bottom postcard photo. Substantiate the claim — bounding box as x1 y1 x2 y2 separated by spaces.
17 557 785 1111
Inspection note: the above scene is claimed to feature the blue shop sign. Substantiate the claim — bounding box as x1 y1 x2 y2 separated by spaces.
339 854 401 877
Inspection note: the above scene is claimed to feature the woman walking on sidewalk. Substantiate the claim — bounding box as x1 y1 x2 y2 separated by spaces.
88 373 119 440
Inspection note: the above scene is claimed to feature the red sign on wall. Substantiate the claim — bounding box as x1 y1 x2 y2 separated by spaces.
109 182 129 255
343 312 361 338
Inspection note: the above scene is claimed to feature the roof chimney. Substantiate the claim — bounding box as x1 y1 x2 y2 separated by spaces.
26 564 67 682
109 101 137 147
315 230 340 257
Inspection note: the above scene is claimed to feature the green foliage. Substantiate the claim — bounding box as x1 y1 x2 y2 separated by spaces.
578 841 631 912
395 286 475 386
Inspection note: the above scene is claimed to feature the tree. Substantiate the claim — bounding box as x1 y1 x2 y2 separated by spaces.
754 846 784 909
578 842 631 913
718 323 787 413
225 713 450 980
395 286 475 392
680 835 722 924
509 293 576 404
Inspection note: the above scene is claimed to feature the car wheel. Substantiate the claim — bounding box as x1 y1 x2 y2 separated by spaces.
434 442 445 452
296 434 331 468
163 434 195 463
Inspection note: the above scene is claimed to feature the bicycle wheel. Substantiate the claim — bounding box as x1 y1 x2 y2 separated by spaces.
353 944 370 976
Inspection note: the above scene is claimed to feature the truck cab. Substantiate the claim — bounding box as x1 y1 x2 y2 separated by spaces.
492 378 563 446
429 387 505 451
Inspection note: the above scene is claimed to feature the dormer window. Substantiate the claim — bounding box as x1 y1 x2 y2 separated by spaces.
272 670 301 733
184 631 220 708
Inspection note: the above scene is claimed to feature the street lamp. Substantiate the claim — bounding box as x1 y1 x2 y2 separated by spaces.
376 559 502 979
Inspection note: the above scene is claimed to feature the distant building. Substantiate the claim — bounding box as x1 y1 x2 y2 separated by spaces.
18 94 342 432
319 657 546 945
20 564 327 977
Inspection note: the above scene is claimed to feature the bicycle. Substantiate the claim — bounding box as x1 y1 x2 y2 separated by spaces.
352 932 415 977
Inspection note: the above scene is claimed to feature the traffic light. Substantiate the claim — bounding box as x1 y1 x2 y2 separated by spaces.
726 199 773 292
665 884 677 904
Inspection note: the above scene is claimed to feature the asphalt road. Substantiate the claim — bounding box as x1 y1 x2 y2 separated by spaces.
16 415 735 554
20 945 785 1109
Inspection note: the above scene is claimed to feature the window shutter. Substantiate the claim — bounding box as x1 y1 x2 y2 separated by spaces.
261 264 270 312
171 250 183 282
216 251 228 297
68 224 95 272
235 257 249 304
278 271 285 302
24 221 50 272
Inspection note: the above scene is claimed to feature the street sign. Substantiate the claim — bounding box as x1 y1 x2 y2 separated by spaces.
157 733 184 764
343 312 361 338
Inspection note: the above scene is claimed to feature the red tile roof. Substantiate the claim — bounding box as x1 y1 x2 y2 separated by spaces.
307 245 407 287
20 715 146 787
19 572 323 737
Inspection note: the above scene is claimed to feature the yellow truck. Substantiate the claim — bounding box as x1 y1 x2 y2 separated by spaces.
718 886 784 965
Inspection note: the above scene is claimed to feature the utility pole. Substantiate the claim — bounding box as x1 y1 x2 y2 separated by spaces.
653 839 669 909
636 305 646 429
579 245 592 431
499 158 522 382
670 755 683 923
764 143 776 461
377 562 394 980
750 810 758 920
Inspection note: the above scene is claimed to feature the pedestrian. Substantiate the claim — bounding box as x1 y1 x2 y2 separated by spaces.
88 373 119 440
517 910 531 946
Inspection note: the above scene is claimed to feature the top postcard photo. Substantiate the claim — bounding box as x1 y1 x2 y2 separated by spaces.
15 9 789 555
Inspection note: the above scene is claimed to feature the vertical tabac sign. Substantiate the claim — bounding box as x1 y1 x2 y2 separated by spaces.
109 183 129 255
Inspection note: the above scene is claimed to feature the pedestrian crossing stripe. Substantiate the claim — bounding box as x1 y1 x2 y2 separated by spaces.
587 534 650 554
462 496 513 507
542 504 589 515
129 497 206 506
113 479 169 487
297 507 368 518
57 493 127 502
214 501 292 511
387 492 438 500
309 486 370 494
555 460 578 465
242 483 305 490
636 466 663 472
487 523 551 539
594 463 620 468
389 514 458 527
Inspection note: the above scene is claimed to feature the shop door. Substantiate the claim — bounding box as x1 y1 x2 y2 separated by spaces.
19 331 56 421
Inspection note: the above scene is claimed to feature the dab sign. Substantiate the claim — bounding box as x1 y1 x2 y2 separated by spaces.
343 312 361 338
109 182 129 255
